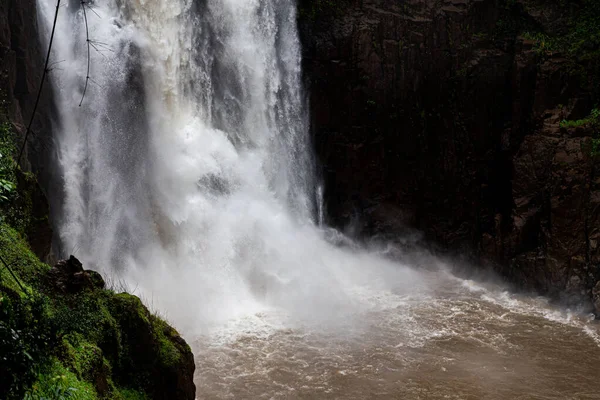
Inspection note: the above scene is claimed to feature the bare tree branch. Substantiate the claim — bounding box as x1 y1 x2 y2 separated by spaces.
79 0 91 107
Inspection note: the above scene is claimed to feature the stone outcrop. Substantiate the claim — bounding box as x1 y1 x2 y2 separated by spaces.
300 0 600 313
108 291 197 400
45 256 196 399
47 255 105 293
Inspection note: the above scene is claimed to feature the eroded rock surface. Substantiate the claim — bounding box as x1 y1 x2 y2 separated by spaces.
300 0 600 313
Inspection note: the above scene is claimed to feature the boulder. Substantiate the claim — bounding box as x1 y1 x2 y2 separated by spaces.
47 255 105 293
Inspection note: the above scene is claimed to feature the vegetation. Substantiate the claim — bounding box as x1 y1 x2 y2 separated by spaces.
0 123 190 399
559 108 599 129
518 0 600 96
0 123 16 203
493 0 600 157
559 108 600 156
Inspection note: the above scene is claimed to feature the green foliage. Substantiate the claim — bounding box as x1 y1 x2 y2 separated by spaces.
521 31 557 54
0 123 16 204
592 138 600 157
117 389 148 400
560 108 600 129
520 1 600 95
566 0 600 58
0 177 16 202
50 292 119 346
0 122 38 235
25 359 97 400
560 108 600 156
0 292 57 399
0 224 188 399
0 224 49 290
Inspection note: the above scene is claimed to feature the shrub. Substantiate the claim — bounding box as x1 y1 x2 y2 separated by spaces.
0 292 57 399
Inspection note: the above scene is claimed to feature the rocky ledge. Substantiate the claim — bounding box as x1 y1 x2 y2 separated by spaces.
1 234 196 399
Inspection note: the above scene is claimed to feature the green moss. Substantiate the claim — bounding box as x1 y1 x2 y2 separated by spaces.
1 222 190 398
117 388 148 400
112 293 151 325
0 124 17 204
1 102 190 398
0 223 48 295
151 315 185 368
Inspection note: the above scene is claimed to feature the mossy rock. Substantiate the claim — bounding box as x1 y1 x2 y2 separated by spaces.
109 293 196 400
1 66 195 400
1 224 196 399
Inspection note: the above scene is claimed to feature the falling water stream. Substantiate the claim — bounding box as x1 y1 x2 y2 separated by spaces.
37 0 600 398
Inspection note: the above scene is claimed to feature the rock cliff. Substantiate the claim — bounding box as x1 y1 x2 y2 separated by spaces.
0 0 53 172
300 0 600 313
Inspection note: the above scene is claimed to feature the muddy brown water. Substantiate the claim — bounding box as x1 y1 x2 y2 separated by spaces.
192 271 600 400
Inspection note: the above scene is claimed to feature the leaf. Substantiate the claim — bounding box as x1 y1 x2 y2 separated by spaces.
23 350 34 361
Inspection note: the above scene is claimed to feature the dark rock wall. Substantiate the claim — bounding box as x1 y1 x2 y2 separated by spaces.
0 0 53 165
1 0 56 261
300 0 600 312
1 0 41 130
0 0 53 260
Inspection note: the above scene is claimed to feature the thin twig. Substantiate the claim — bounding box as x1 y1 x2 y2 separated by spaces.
79 1 91 107
0 254 27 294
89 40 114 54
88 77 103 88
86 3 101 19
89 42 110 58
17 0 62 165
89 40 110 46
49 59 66 68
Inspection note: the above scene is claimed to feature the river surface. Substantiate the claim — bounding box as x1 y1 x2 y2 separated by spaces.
35 0 600 399
193 268 600 400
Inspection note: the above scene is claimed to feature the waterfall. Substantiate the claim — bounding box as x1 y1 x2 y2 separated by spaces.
31 2 600 398
36 0 422 335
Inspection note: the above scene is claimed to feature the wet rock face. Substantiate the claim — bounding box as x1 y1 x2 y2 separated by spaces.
300 0 600 313
1 0 56 261
0 0 52 165
300 0 513 241
593 282 600 316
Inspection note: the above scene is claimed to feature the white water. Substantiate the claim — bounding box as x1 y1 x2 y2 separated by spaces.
36 0 426 336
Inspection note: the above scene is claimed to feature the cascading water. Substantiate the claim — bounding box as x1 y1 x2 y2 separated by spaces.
37 0 600 398
36 0 421 332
